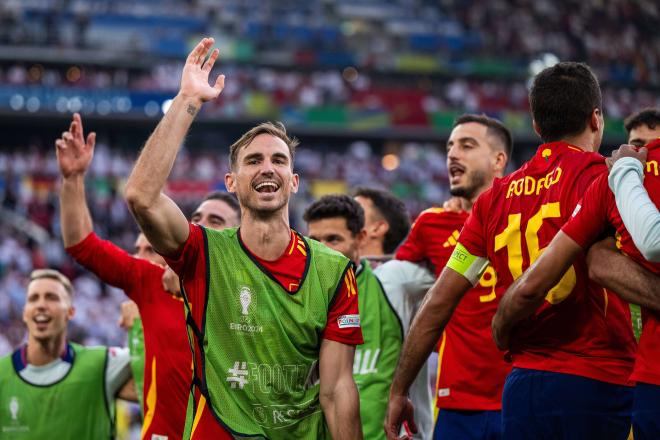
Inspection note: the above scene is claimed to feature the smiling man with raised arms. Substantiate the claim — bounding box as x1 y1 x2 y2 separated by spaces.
124 37 363 440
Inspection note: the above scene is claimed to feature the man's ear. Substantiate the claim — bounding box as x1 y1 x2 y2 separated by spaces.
67 305 76 321
492 150 507 174
532 119 541 138
225 172 236 193
373 219 389 238
589 108 602 132
355 228 368 248
291 173 300 194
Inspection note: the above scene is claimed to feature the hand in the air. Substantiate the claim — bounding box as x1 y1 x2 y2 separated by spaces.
179 37 225 104
55 112 95 178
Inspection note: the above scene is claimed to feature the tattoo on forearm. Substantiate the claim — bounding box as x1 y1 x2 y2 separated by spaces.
187 104 198 116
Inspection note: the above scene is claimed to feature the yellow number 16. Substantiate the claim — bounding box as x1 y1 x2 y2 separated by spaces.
494 202 576 304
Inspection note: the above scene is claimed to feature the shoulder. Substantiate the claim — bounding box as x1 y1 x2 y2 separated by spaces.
413 207 468 228
415 207 446 223
375 259 434 285
306 236 350 266
204 225 238 241
0 350 14 369
72 343 109 360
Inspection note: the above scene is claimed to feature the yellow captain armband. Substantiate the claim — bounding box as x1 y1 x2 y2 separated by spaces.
446 243 490 286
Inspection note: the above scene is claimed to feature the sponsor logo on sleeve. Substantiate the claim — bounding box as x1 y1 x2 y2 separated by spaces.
337 314 360 329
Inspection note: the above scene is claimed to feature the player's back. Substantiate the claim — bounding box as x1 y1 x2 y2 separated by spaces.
463 141 635 385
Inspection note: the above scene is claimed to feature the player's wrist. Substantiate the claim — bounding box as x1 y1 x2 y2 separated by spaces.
389 381 409 398
61 172 86 182
174 93 204 114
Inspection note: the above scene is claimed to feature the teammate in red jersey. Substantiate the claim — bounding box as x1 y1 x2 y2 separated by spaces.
124 38 362 439
56 113 241 440
395 114 512 440
503 114 660 440
387 62 637 440
601 109 660 263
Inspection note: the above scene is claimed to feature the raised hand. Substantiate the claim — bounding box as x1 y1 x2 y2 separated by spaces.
606 144 648 171
118 300 140 330
442 197 464 213
161 266 182 298
179 37 225 104
55 112 96 178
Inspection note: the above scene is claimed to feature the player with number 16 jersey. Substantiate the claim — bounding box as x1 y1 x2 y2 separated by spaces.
459 139 636 384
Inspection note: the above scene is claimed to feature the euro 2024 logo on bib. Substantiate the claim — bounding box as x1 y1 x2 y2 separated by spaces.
2 396 29 433
229 286 264 334
239 286 253 322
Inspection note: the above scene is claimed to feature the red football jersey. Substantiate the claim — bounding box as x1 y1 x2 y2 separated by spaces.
397 207 510 410
67 233 191 439
459 142 636 386
563 138 660 386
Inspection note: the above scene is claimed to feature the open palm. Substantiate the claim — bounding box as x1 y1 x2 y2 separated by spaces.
179 37 225 103
55 112 95 178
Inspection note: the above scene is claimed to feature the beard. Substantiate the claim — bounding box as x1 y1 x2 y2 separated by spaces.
449 169 487 201
237 189 289 219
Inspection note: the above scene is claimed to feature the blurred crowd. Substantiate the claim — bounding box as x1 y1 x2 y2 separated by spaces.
2 62 659 122
0 0 657 87
0 138 455 355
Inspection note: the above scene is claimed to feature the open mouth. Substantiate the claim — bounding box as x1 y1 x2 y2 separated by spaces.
449 164 466 182
33 314 51 329
254 181 280 194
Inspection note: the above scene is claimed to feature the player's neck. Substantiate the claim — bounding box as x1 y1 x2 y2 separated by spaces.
459 197 474 212
26 333 67 366
463 177 499 212
240 210 292 261
359 240 384 259
557 132 599 152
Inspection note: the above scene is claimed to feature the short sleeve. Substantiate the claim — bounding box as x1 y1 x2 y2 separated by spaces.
322 266 364 345
561 175 611 249
162 224 204 278
457 190 490 258
161 224 208 311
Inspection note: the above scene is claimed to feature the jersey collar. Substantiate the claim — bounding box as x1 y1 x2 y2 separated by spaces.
237 228 311 295
13 342 74 372
535 141 588 162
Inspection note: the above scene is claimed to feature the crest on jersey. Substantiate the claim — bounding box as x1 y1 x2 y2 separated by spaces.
239 287 252 317
9 397 18 421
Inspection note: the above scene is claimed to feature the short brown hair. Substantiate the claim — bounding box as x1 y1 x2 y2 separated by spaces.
229 122 299 170
454 113 513 160
624 108 660 133
529 62 602 142
202 191 241 219
29 269 74 298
